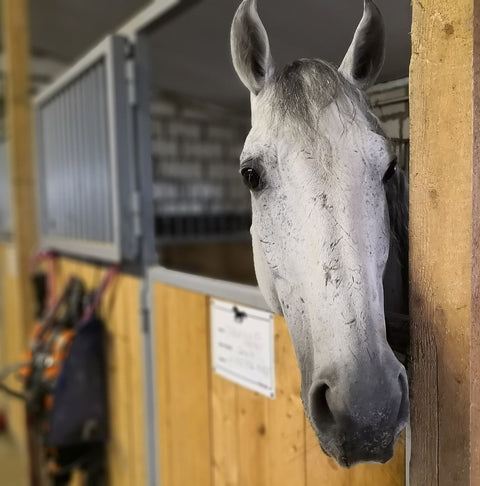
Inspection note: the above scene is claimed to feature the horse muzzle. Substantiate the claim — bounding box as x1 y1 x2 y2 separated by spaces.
307 351 409 467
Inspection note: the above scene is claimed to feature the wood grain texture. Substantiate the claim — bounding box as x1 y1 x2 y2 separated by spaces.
410 0 474 484
1 0 37 453
212 373 240 486
237 386 269 486
152 283 213 486
52 258 146 486
266 316 305 486
472 1 480 484
0 242 28 450
211 312 306 486
152 285 404 486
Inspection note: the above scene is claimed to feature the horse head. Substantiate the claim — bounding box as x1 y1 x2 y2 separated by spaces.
231 0 409 467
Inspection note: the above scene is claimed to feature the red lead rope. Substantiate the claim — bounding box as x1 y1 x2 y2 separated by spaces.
30 251 120 328
79 264 120 326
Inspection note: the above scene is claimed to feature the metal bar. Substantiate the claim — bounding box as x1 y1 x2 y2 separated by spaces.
40 236 119 262
134 32 161 486
118 0 181 40
140 279 159 486
371 96 410 108
97 61 111 244
91 63 104 243
77 70 87 241
148 266 269 311
133 34 157 265
83 66 96 241
109 36 138 260
34 37 113 106
105 36 124 259
71 78 81 240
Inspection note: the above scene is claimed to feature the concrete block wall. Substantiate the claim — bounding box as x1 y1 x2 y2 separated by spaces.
150 96 251 218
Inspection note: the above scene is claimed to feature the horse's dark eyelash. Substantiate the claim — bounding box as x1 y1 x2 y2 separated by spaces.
240 158 265 175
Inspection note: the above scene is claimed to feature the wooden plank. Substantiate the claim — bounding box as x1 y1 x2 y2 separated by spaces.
473 0 480 483
410 0 474 484
306 423 351 486
153 283 213 486
237 387 269 486
0 243 28 449
211 311 305 486
266 316 305 486
211 373 240 486
151 283 408 484
51 259 145 486
348 434 405 486
106 275 133 486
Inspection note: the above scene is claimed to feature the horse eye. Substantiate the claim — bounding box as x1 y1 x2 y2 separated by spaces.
241 167 262 190
383 158 397 183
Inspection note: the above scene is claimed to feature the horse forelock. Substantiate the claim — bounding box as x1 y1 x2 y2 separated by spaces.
262 58 380 136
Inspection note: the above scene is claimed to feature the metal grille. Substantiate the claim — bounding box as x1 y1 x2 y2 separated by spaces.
35 36 136 262
38 62 113 242
0 142 11 239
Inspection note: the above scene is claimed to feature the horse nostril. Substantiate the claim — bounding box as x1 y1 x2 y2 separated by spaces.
396 370 410 426
309 382 336 429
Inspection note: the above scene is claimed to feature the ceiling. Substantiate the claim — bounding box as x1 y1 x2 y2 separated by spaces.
28 0 150 60
25 0 411 111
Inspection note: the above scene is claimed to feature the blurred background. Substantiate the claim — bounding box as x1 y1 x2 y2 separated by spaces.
0 0 411 485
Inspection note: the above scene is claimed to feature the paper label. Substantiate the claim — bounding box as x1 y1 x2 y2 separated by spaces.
210 298 275 398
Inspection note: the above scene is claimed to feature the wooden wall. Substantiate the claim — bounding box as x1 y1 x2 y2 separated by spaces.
152 282 406 486
52 258 147 486
0 250 147 485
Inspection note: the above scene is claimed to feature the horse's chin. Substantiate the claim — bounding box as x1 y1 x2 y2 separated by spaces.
317 436 396 468
310 419 398 468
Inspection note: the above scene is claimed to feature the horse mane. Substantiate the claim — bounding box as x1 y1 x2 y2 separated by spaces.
385 168 409 291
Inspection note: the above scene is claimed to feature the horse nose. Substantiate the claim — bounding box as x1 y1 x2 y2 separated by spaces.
308 359 409 467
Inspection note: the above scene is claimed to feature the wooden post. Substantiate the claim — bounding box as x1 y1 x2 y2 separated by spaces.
410 0 479 484
471 1 480 484
2 0 37 347
2 2 39 481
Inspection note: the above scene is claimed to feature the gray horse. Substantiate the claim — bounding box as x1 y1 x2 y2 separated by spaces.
231 0 409 467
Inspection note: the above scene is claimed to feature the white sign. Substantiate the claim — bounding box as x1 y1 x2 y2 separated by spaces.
210 299 275 398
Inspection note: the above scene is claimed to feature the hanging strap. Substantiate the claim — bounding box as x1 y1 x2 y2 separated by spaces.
0 382 26 401
29 250 57 312
35 277 76 349
79 264 120 327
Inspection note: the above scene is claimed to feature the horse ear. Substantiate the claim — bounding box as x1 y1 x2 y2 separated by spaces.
339 0 385 90
231 0 274 95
